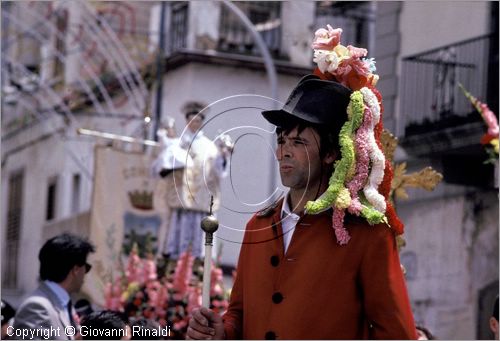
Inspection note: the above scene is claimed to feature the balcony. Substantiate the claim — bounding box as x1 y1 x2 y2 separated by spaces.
218 2 282 58
399 34 498 187
167 2 371 62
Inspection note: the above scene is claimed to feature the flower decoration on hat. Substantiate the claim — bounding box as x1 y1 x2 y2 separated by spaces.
312 25 378 91
458 83 499 164
305 25 403 244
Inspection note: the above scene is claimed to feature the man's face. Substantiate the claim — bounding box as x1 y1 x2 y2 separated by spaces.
2 324 10 339
276 126 331 192
186 114 203 133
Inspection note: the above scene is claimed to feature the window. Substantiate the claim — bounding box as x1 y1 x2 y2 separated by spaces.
53 8 68 80
46 176 58 221
71 173 81 214
3 170 24 289
169 2 189 52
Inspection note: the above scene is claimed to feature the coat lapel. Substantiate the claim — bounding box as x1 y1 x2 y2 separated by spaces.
39 282 74 340
271 200 285 257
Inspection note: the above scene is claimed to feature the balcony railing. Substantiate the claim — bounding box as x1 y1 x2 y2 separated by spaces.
218 2 282 58
168 2 189 53
400 34 496 136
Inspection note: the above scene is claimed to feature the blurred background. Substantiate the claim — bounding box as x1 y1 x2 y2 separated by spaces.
1 1 498 339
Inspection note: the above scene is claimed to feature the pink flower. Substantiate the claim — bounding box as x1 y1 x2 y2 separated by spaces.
312 25 342 50
186 286 202 314
335 227 351 246
347 45 367 58
347 107 373 214
481 105 499 136
334 58 371 90
172 250 194 297
332 208 350 245
126 248 142 283
174 320 187 331
156 284 169 309
210 267 224 296
143 256 157 282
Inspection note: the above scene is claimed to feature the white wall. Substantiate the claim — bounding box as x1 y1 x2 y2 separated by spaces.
399 1 490 58
281 1 315 66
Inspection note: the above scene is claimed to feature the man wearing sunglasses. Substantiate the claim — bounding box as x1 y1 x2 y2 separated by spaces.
13 233 95 339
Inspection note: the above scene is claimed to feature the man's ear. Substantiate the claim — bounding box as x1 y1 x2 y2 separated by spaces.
71 264 82 275
490 317 499 334
323 150 337 165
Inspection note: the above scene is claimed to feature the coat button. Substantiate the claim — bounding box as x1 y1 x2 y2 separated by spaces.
272 292 283 304
270 255 279 267
265 331 276 339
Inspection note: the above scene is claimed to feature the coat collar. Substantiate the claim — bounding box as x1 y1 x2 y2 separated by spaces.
38 282 75 339
256 197 284 218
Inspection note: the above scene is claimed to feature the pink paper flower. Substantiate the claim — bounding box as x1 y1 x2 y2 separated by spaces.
347 107 373 214
335 58 371 90
210 267 224 297
480 103 500 136
312 25 342 50
126 247 142 284
347 45 368 58
332 208 350 245
186 286 202 314
143 255 157 282
172 250 194 297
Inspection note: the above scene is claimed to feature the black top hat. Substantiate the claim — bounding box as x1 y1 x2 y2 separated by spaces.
262 75 352 133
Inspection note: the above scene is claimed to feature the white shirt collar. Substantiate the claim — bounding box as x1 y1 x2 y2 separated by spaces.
280 193 300 254
281 193 300 220
44 280 70 308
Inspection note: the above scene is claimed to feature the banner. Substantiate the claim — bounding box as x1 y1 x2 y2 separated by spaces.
83 146 168 306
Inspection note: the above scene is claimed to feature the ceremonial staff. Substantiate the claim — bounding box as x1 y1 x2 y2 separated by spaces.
200 196 219 308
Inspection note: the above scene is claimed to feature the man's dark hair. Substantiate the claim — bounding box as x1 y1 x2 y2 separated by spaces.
81 310 128 340
183 101 206 120
493 296 499 321
276 116 339 159
416 325 436 340
1 299 16 326
39 233 95 282
130 318 161 340
75 298 94 319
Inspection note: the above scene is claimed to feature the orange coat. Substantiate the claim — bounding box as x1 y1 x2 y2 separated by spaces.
222 199 416 340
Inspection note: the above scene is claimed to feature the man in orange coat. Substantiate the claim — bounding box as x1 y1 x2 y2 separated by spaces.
186 74 416 339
